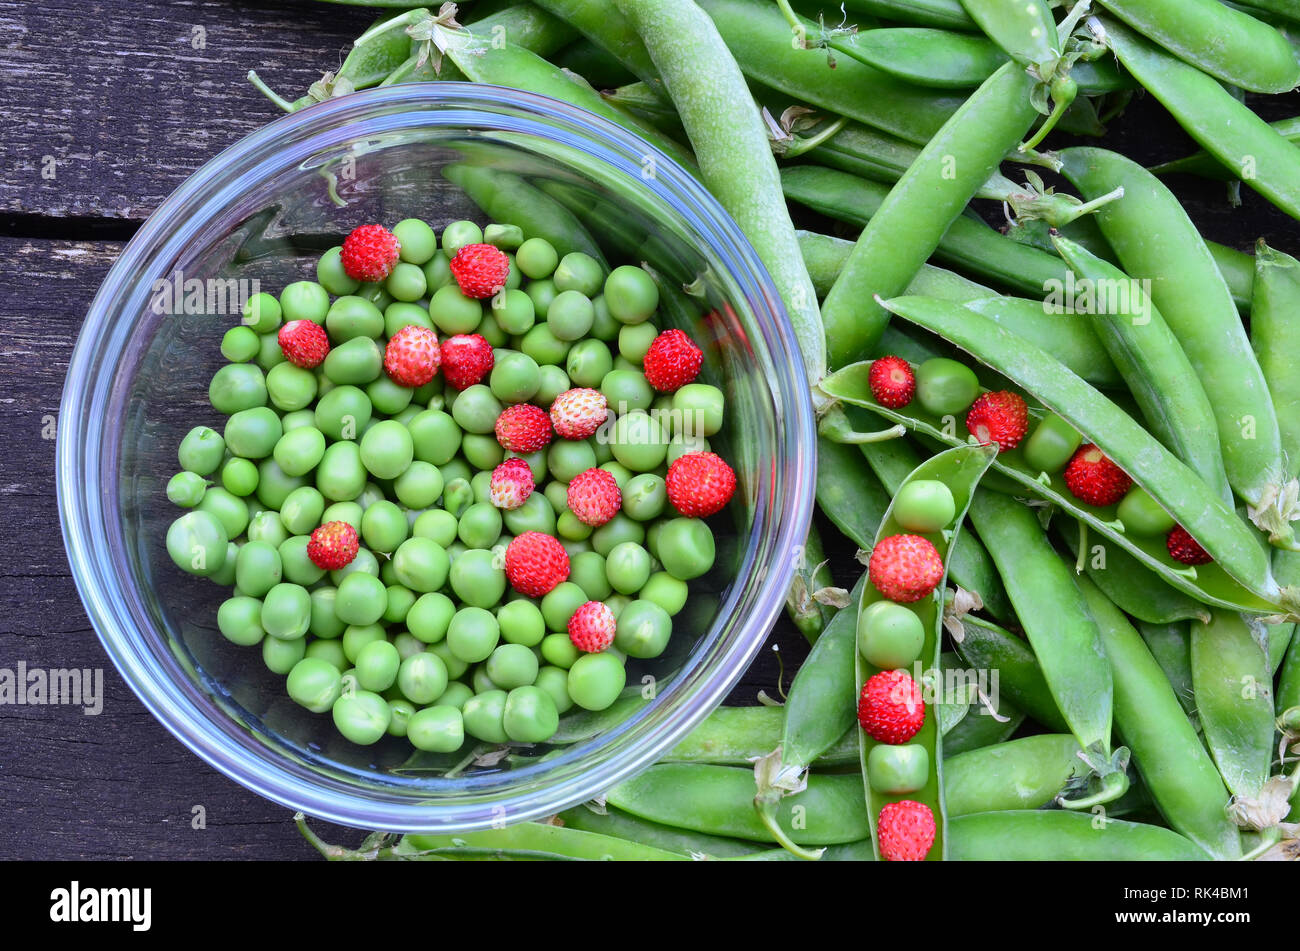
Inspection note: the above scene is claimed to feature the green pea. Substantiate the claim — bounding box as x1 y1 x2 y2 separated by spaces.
534 665 574 715
209 363 268 415
566 339 614 388
492 288 536 335
332 546 379 583
387 262 428 302
197 486 250 539
1117 486 1176 537
256 331 287 372
223 407 282 461
385 301 435 338
263 634 307 675
916 357 980 416
357 420 413 480
422 252 453 293
359 499 407 553
242 291 282 333
393 218 438 264
221 325 260 363
609 411 668 471
167 471 208 508
342 623 387 663
261 582 312 640
557 509 592 541
317 440 367 502
323 336 383 386
449 549 507 608
309 587 346 639
867 744 931 795
618 323 658 364
387 699 416 738
516 237 559 279
407 592 456 644
217 595 264 646
540 632 581 669
640 572 688 616
484 222 523 250
450 385 502 435
443 478 473 518
427 642 468 682
234 541 281 597
547 290 595 342
567 551 612 601
536 365 571 405
567 652 626 712
487 643 540 690
287 657 344 713
178 426 227 476
394 651 448 705
280 409 316 432
857 600 926 669
384 586 418 627
552 252 604 297
305 638 347 671
248 510 289 548
455 502 500 550
447 606 502 665
462 689 509 743
354 639 401 692
601 369 654 413
1023 413 1084 474
605 542 652 595
408 705 465 752
210 541 240 587
389 537 449 593
666 432 710 467
541 581 588 632
520 321 570 365
413 509 459 547
317 246 361 296
587 295 620 342
503 493 556 537
321 501 363 534
656 518 715 580
280 280 330 324
490 351 542 403
497 599 546 647
430 285 483 335
892 480 957 533
278 535 326 586
459 433 502 471
671 384 724 438
271 426 325 478
547 440 598 483
614 599 673 658
315 385 373 442
502 685 559 742
442 220 483 255
507 449 548 483
326 295 384 342
604 265 659 324
334 571 388 626
407 409 462 465
332 690 391 745
591 513 645 557
366 375 414 417
393 461 443 510
621 473 666 521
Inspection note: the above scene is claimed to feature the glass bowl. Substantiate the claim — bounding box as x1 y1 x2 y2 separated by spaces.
57 84 816 832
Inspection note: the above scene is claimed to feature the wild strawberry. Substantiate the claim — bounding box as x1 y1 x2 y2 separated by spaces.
307 521 359 571
965 390 1028 451
504 531 569 598
490 458 535 510
550 388 609 440
495 404 553 453
643 329 703 393
448 243 510 299
877 800 936 862
1167 525 1212 565
665 452 736 518
1063 444 1132 507
567 468 622 527
568 601 616 653
340 224 400 282
384 325 441 388
440 333 494 390
868 534 944 603
278 319 330 369
858 668 925 743
869 355 915 409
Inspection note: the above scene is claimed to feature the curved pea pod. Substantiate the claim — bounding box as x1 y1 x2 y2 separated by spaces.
530 0 667 99
662 705 859 767
961 296 1122 391
1250 242 1300 482
404 825 690 861
952 615 1069 734
838 27 1008 88
696 0 966 146
947 811 1210 861
944 734 1087 815
1279 610 1300 717
840 0 976 29
1095 0 1300 93
1051 234 1231 504
1136 621 1198 723
605 764 871 846
799 229 1000 306
1057 147 1290 532
853 442 998 861
859 296 1292 615
557 805 765 858
1190 611 1276 801
1091 17 1300 221
1150 116 1300 182
1078 576 1243 859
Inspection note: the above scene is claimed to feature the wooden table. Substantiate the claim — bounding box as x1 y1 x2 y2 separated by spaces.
2 0 1295 860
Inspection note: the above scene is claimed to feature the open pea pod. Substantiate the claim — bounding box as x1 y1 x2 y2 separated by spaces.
838 296 1289 616
855 442 998 862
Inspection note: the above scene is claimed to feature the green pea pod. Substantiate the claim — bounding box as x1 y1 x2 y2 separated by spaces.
662 705 860 767
864 297 1290 613
1095 0 1300 93
947 811 1210 861
855 443 998 861
1136 621 1198 723
960 0 1058 66
951 615 1070 733
1250 242 1300 482
557 805 765 857
606 764 871 846
1092 17 1300 220
842 0 977 28
1058 146 1291 536
1279 603 1300 716
962 296 1122 390
1190 611 1276 800
1078 576 1242 859
337 15 414 89
940 697 1024 754
945 734 1087 814
818 437 894 549
782 166 1070 297
1051 234 1231 504
530 0 668 99
697 0 966 146
1271 550 1300 686
822 62 1039 365
837 27 1008 88
799 229 999 305
1150 116 1300 181
404 825 690 861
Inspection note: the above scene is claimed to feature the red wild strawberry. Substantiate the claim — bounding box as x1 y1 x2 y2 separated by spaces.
869 355 915 409
340 224 400 282
504 532 569 598
567 468 622 527
449 243 510 299
440 333 495 390
1063 444 1132 507
568 601 616 653
278 319 330 369
868 534 944 603
306 521 359 571
495 404 553 453
965 390 1028 451
877 800 936 862
665 452 736 518
384 325 441 388
550 388 609 440
857 669 925 744
643 329 704 393
1167 525 1212 565
490 458 535 510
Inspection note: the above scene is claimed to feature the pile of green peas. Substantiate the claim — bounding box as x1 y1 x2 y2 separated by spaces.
164 215 731 754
